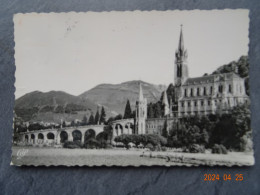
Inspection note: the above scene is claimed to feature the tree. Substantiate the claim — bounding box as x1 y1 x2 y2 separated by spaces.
154 102 162 118
147 103 154 118
114 114 123 121
88 114 95 125
100 106 106 124
62 121 66 127
94 109 100 125
161 120 168 138
82 115 88 126
123 99 132 119
107 117 115 124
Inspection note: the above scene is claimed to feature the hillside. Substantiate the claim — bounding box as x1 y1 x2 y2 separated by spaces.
79 80 165 116
15 81 165 122
15 91 98 122
210 55 249 95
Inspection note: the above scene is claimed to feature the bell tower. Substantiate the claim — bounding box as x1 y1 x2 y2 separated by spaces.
174 25 189 86
135 83 147 134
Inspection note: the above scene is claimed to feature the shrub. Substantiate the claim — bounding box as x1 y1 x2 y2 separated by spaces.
161 146 167 152
104 143 113 149
212 144 228 154
84 138 101 149
146 143 155 151
146 134 167 146
63 141 82 149
188 144 205 153
240 132 253 152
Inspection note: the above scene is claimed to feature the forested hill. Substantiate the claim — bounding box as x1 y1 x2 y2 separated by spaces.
15 91 98 122
210 55 249 95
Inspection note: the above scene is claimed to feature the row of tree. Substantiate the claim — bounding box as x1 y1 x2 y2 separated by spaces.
164 103 252 152
81 106 107 125
114 134 167 149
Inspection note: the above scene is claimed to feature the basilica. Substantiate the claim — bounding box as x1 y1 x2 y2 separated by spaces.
134 26 249 135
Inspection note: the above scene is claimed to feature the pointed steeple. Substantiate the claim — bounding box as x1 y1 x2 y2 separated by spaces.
175 25 188 86
178 24 184 52
139 83 144 101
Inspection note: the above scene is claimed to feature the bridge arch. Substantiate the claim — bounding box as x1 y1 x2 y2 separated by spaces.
25 135 29 143
60 131 68 143
125 122 134 134
38 133 44 139
72 130 82 142
115 124 123 135
31 134 35 144
84 129 96 143
47 132 55 140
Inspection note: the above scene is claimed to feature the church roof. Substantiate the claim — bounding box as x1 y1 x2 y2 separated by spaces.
183 72 242 86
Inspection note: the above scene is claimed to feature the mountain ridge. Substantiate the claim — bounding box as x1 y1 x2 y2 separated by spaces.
15 80 165 122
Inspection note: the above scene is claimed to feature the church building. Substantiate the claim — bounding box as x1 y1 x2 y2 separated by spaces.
134 26 249 135
173 26 249 118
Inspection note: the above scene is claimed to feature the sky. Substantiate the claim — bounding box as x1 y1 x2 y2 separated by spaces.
14 10 249 99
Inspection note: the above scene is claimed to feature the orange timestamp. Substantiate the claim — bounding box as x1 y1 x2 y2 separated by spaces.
204 174 243 181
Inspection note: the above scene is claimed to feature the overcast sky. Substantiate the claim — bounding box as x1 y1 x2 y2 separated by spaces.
14 10 249 99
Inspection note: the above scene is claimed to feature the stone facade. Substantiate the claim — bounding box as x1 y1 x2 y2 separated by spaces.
176 73 249 117
146 117 177 135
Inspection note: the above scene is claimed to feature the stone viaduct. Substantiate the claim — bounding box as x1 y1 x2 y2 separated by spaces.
18 125 105 146
18 118 136 147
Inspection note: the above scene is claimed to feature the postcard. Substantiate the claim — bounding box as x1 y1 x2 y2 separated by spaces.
12 10 253 166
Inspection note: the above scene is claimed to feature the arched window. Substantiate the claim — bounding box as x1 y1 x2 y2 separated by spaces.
218 85 223 93
184 89 187 97
229 84 232 93
197 88 200 96
204 87 207 95
190 88 193 97
210 86 213 95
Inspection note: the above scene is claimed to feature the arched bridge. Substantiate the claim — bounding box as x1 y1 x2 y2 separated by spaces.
18 125 105 146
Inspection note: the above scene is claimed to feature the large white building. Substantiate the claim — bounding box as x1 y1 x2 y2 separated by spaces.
134 26 249 135
174 26 249 117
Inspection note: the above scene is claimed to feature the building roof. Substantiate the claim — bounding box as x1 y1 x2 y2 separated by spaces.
183 72 242 86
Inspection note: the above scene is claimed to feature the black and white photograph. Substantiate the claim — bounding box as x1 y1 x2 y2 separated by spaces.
11 10 254 166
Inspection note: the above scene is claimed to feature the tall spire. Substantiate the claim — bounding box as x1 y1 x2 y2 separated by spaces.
178 24 184 52
139 83 144 101
175 24 188 86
